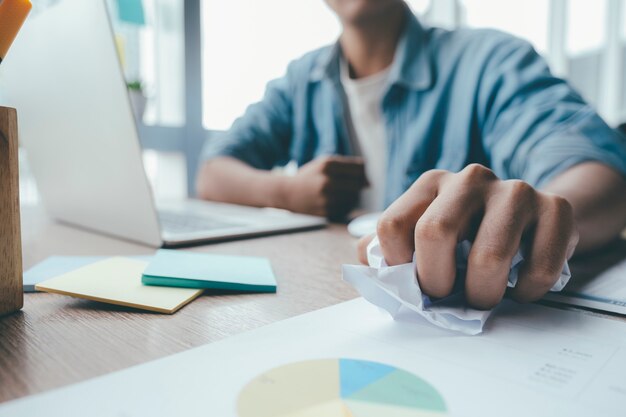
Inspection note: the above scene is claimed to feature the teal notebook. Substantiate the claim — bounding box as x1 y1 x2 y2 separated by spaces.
142 250 277 293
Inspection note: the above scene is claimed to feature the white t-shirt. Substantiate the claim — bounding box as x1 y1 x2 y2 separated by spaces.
340 59 391 212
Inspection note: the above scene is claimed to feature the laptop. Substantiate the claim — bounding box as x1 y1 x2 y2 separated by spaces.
0 0 326 247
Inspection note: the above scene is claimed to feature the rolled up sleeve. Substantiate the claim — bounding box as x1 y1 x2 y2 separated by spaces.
478 35 626 188
201 70 294 170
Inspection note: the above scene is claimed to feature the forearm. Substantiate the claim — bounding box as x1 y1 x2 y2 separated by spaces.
543 162 626 253
196 157 288 209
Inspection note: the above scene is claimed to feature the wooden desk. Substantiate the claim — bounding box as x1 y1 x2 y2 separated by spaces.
2 207 625 405
0 206 359 403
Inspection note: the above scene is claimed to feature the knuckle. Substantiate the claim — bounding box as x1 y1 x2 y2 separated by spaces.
468 246 510 270
504 180 535 202
419 276 454 299
318 156 334 170
524 267 559 291
376 214 407 237
466 252 510 309
546 194 574 218
414 216 456 241
415 169 447 186
460 163 495 183
422 285 454 300
466 276 507 310
466 277 508 310
511 280 552 303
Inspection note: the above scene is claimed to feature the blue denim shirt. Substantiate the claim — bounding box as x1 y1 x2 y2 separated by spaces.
202 13 626 207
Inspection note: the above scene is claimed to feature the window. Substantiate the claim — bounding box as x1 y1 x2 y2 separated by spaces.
200 0 340 131
622 0 626 40
108 0 185 127
460 0 625 125
200 0 432 131
460 0 549 54
566 0 607 56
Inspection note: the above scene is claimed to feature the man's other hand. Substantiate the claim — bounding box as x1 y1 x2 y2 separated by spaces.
284 156 368 220
359 164 579 309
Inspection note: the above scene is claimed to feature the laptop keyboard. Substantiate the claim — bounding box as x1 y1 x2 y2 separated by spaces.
158 210 242 234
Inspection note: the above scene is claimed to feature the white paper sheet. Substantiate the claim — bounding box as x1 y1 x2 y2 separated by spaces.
343 237 570 335
1 298 625 417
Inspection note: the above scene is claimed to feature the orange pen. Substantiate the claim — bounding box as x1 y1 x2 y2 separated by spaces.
0 0 32 63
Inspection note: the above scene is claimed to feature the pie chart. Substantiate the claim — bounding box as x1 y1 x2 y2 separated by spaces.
237 358 447 417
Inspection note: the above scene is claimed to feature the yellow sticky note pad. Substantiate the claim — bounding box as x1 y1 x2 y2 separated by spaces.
35 257 203 314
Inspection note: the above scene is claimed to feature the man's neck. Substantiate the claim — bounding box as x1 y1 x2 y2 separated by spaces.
339 4 408 79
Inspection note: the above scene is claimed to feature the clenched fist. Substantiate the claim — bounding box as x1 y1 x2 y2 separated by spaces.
284 156 368 220
359 164 579 309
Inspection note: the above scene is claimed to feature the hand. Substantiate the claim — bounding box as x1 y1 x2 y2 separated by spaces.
283 156 368 220
359 164 579 309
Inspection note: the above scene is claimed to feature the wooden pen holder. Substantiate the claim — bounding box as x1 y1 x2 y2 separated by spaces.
0 106 23 316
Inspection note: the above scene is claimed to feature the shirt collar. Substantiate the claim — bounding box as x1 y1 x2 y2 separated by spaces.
309 11 433 92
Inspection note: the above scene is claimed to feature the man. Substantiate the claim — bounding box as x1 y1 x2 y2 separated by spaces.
197 0 626 309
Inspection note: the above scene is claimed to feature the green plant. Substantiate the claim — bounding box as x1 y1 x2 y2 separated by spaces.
126 81 143 92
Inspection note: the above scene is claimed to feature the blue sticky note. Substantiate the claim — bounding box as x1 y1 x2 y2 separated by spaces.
24 255 153 292
142 250 277 293
115 0 145 25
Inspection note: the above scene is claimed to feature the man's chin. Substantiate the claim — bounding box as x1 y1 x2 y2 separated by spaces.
332 0 405 25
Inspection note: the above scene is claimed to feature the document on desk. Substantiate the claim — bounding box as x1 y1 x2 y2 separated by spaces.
544 258 626 315
1 298 625 417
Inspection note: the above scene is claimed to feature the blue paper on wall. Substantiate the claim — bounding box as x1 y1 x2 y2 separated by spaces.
115 0 145 25
142 250 277 293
